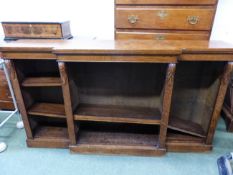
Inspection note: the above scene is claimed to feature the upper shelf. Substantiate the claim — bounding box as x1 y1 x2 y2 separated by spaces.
22 77 62 87
74 104 161 125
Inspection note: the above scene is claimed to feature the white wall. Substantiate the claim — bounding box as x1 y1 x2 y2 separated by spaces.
211 0 233 43
0 0 232 42
0 0 114 39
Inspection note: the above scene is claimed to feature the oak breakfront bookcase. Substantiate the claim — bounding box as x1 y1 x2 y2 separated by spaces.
1 39 233 156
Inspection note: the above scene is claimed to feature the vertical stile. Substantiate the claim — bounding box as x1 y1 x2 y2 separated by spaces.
158 63 176 148
58 61 78 145
206 61 233 144
4 59 33 138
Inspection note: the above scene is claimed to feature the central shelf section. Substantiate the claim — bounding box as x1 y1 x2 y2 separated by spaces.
74 103 161 125
68 62 168 155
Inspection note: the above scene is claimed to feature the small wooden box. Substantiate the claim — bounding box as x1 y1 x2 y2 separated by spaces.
2 21 72 40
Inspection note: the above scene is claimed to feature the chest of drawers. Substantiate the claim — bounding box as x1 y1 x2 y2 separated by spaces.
115 0 218 40
0 67 14 110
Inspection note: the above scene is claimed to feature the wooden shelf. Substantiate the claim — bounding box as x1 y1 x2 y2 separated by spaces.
166 133 211 152
22 77 62 87
167 133 205 143
27 126 69 148
74 104 161 125
70 130 165 156
168 117 206 138
28 103 66 118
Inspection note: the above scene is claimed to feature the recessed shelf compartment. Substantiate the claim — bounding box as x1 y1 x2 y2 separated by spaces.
71 122 165 156
71 131 165 156
27 125 69 148
34 126 68 140
28 103 66 118
170 61 226 137
168 117 206 138
67 62 167 119
77 131 158 147
27 115 68 148
74 104 161 125
14 60 60 82
22 86 64 109
22 77 62 87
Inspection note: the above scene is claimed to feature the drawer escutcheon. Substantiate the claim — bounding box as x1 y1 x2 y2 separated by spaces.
157 10 168 20
128 15 138 24
187 16 199 25
155 35 165 40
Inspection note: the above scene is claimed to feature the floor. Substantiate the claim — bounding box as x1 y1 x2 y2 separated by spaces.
0 113 232 175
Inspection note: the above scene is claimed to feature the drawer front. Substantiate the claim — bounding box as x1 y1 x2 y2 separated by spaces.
116 0 217 5
115 30 210 40
116 7 215 30
0 70 11 100
0 86 11 100
2 24 63 38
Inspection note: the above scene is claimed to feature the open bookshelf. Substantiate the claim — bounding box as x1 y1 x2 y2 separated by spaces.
11 60 70 148
4 45 231 156
65 62 174 155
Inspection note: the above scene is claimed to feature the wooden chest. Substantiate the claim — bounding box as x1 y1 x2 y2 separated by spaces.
2 21 72 40
115 0 218 40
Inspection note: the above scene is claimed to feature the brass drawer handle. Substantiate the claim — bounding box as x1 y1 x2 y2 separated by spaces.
128 15 138 24
155 35 165 40
157 10 168 20
187 16 199 25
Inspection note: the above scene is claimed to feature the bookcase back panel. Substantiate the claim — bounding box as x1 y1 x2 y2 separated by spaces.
14 60 60 80
22 87 64 109
67 62 167 109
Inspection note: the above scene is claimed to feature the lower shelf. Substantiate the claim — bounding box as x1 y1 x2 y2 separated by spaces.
166 132 211 152
25 126 211 153
70 130 165 156
27 126 69 148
